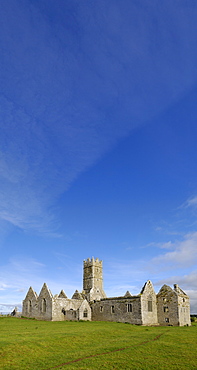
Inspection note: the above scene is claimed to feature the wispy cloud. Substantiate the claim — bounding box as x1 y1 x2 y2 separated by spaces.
0 256 83 307
0 1 197 235
0 256 49 309
0 303 22 314
145 241 174 250
156 270 197 290
180 195 197 209
0 283 9 291
152 232 197 269
186 196 197 207
0 257 46 291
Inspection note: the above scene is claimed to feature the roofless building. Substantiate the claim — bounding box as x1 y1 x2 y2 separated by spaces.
22 257 190 326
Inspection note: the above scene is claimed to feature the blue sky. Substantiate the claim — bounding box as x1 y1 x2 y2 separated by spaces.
0 0 197 313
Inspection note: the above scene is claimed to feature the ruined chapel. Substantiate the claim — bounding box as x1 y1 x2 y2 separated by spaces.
22 257 191 326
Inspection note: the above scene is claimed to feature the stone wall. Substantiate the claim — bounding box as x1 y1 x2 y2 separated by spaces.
91 296 142 325
52 298 91 321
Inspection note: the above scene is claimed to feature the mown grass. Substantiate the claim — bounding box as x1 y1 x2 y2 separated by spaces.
0 317 196 369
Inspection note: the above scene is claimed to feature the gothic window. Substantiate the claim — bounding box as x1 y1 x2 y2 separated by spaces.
28 300 32 313
148 301 152 312
100 306 103 312
42 298 46 313
111 305 115 314
127 303 132 312
83 308 88 318
163 306 169 313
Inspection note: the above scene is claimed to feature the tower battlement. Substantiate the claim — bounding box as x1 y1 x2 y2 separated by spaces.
83 257 102 267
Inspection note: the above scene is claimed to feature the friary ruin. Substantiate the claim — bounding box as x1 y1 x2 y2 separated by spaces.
22 257 191 326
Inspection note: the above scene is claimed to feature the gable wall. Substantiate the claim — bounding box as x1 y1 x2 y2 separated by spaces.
37 288 53 321
157 287 179 326
140 281 158 325
22 293 38 319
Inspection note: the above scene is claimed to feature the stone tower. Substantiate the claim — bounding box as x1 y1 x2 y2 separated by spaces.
83 257 106 302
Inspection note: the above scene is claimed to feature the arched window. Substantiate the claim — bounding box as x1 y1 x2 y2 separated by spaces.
28 300 32 313
42 298 46 313
148 300 152 312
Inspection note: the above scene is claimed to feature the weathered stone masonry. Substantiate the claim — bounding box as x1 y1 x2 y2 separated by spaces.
22 257 191 326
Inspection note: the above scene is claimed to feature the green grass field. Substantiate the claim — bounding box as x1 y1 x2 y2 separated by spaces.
0 317 196 370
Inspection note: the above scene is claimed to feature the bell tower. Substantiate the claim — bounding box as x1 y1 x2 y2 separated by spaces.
83 257 106 302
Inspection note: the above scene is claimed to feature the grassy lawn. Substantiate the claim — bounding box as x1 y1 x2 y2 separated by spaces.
0 317 196 369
